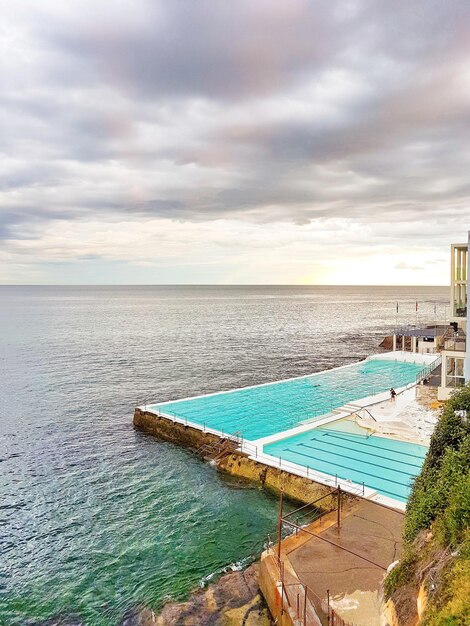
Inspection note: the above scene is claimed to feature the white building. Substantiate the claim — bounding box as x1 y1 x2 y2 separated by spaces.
438 233 469 400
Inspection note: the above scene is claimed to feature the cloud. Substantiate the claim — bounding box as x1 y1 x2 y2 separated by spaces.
395 262 424 271
1 0 469 282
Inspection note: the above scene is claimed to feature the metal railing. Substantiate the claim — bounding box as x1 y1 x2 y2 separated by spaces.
414 356 441 384
239 439 366 497
444 338 466 352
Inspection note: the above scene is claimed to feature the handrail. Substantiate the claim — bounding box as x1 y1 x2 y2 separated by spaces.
283 490 337 519
281 578 357 626
281 517 387 570
272 534 368 626
270 487 388 625
356 407 377 422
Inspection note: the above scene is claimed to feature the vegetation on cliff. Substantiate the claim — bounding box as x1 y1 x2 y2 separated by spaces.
385 385 470 625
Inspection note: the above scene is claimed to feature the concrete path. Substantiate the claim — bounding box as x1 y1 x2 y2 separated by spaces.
285 501 404 625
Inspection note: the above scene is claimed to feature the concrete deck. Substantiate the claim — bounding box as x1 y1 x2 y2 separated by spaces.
354 385 440 445
285 501 404 625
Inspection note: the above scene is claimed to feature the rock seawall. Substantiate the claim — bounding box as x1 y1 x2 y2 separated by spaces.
134 408 223 451
217 453 341 507
134 408 352 507
127 563 272 626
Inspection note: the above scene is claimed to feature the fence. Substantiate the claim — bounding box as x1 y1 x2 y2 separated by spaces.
238 438 367 498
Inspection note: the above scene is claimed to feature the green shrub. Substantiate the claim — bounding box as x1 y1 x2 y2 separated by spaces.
404 385 470 544
386 384 470 604
438 450 470 547
384 552 416 599
421 535 470 626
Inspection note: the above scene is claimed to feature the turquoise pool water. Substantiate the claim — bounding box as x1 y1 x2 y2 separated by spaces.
151 359 426 441
264 426 427 501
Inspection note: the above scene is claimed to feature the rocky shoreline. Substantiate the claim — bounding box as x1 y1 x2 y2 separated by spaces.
34 562 272 626
132 562 272 626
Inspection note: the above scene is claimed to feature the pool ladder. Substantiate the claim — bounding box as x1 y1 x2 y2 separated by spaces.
195 438 239 461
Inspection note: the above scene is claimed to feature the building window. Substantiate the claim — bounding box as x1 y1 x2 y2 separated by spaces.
452 245 467 318
446 356 465 388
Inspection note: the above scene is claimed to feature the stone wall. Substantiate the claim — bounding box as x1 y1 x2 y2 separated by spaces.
217 453 342 507
133 408 223 450
134 408 352 508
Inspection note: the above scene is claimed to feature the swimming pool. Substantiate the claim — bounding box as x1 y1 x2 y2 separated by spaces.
151 358 426 441
263 424 427 501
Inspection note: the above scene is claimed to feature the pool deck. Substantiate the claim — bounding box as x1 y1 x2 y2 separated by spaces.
135 351 439 510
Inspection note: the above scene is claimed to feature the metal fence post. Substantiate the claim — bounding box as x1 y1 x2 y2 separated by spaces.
280 560 285 615
337 485 341 529
277 490 284 563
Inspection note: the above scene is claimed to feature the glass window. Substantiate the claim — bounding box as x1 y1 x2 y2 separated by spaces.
446 357 465 387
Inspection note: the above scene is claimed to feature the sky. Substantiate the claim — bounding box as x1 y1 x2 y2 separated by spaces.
1 0 470 285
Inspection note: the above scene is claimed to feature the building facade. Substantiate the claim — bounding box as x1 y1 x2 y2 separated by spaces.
438 232 469 400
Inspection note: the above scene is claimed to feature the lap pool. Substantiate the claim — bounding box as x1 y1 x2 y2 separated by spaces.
151 358 427 441
263 423 427 501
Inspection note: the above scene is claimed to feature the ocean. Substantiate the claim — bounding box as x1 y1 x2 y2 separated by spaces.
0 285 448 625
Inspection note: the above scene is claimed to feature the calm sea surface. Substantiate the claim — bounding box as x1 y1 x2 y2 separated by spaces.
0 285 447 625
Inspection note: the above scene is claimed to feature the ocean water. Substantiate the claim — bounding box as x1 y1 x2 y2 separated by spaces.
0 285 447 625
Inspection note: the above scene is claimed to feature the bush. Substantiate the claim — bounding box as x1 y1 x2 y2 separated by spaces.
386 384 470 606
404 385 470 544
384 552 416 599
421 534 470 626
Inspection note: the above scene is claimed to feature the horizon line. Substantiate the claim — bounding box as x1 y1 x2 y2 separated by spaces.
0 283 449 288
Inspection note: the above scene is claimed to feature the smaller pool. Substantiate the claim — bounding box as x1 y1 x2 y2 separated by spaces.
263 424 427 502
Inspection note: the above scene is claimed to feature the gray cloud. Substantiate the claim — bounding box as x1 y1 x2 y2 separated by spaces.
1 0 469 274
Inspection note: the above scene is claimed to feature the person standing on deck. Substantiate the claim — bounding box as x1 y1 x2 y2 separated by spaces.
390 388 397 402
